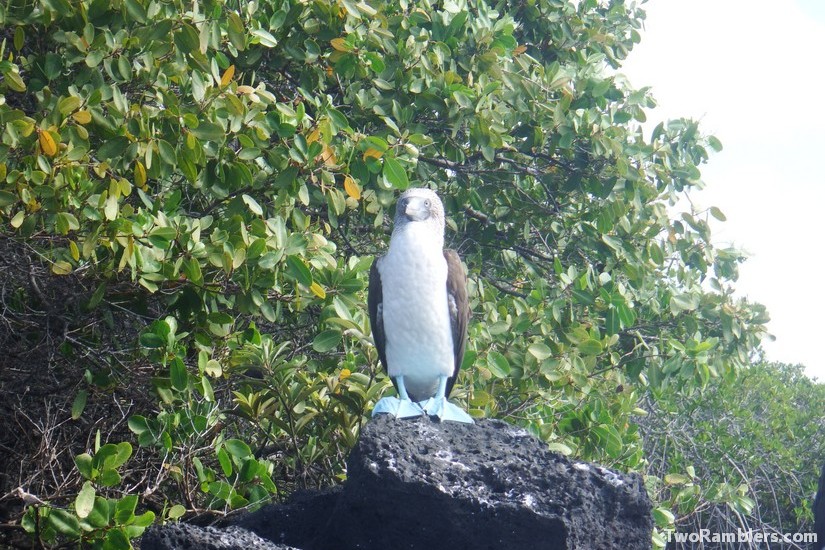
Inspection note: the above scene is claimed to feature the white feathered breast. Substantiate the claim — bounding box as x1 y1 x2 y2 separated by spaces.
378 221 455 400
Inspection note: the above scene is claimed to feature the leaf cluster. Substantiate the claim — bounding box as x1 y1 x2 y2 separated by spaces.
0 0 770 547
642 362 825 548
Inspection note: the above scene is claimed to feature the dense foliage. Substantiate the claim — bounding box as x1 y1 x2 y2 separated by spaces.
642 362 825 548
0 0 775 547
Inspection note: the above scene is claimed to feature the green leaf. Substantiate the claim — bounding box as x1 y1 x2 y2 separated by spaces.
224 439 252 459
123 0 147 23
4 71 26 92
13 26 24 51
85 283 106 311
94 442 132 470
174 22 200 53
527 343 553 361
48 508 80 537
167 504 186 520
486 351 510 378
217 447 232 476
593 424 622 457
707 135 723 152
75 453 93 479
114 494 138 524
242 194 264 216
605 308 620 336
250 28 277 47
648 242 664 265
285 255 312 286
664 473 690 485
189 122 225 142
312 330 341 353
183 258 203 285
57 96 81 116
97 136 130 160
382 157 409 189
652 506 675 527
98 469 122 487
327 108 350 132
578 339 603 356
75 482 95 519
547 442 573 455
86 496 111 529
226 12 246 51
10 211 25 229
131 510 155 529
0 191 18 207
670 293 699 314
127 416 150 435
616 302 636 327
571 288 594 305
71 389 88 420
103 527 131 549
170 358 188 391
139 332 165 348
55 212 79 234
709 206 727 222
204 359 222 377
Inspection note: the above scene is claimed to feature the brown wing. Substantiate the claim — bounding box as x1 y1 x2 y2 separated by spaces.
444 249 470 397
368 257 388 373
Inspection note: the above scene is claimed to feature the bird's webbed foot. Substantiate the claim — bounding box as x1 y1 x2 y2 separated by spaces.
372 396 425 419
372 376 426 419
419 396 474 423
419 375 474 424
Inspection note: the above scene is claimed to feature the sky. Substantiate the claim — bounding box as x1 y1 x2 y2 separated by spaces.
619 0 825 380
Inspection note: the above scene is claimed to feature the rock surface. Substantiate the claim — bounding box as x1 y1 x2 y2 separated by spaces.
140 522 298 550
142 416 652 550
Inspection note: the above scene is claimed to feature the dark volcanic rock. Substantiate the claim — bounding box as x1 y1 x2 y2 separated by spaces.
238 416 652 550
144 416 653 550
139 523 298 550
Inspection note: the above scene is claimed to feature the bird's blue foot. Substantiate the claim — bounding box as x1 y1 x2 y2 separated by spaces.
420 396 474 424
372 396 425 419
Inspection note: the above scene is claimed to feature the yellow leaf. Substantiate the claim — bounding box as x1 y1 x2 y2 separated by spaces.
134 160 147 187
307 127 321 144
52 260 73 275
320 144 336 166
237 85 255 94
330 37 351 52
39 129 58 157
343 175 361 200
119 178 133 197
310 281 326 299
10 211 25 228
339 368 351 380
363 148 383 160
220 64 235 87
69 240 80 261
5 71 25 92
72 110 92 124
118 238 134 271
513 45 527 56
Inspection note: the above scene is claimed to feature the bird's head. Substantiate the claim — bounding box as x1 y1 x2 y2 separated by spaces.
393 188 445 234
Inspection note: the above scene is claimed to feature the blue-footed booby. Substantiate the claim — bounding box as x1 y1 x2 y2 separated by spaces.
368 188 473 423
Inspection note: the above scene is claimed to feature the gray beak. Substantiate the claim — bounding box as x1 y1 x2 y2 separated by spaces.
401 196 432 221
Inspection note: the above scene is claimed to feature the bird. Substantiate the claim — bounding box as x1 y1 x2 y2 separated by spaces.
368 188 473 423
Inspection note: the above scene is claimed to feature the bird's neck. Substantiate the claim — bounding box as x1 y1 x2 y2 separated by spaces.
390 223 444 255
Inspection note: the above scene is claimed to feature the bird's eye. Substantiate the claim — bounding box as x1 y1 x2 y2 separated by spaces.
424 199 431 208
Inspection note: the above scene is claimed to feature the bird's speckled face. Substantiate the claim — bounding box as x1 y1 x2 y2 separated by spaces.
393 188 445 234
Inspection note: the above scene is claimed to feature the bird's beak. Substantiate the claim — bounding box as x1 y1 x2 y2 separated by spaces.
402 197 431 221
